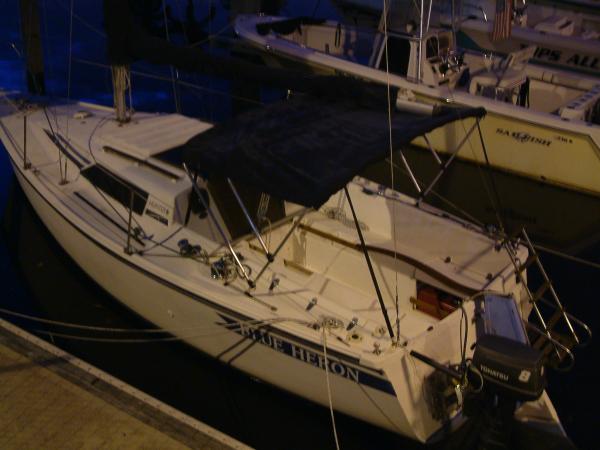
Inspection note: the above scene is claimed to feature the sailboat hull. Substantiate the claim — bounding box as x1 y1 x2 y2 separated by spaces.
0 96 567 443
7 157 436 441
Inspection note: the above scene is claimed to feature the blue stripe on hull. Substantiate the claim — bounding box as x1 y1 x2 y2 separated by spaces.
218 314 397 396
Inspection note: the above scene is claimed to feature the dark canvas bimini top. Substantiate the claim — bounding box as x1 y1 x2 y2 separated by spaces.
183 97 485 208
103 0 485 208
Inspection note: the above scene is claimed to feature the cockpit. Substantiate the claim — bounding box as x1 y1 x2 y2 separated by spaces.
468 46 536 106
374 29 467 87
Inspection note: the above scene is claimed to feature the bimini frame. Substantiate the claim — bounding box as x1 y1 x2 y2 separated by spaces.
182 164 397 339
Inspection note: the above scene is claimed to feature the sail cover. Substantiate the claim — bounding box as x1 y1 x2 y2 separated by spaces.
183 97 485 209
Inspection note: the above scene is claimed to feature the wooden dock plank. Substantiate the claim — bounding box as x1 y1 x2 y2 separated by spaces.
0 318 252 450
0 342 189 449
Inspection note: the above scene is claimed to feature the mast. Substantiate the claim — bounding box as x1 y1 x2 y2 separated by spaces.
111 65 131 123
19 0 45 94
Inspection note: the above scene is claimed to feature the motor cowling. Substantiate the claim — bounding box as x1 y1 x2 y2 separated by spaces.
472 334 545 401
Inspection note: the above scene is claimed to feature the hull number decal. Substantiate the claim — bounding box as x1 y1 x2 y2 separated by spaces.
496 128 553 147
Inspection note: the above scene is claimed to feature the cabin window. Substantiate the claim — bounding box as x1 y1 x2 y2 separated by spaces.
378 36 411 77
80 165 148 215
475 84 520 104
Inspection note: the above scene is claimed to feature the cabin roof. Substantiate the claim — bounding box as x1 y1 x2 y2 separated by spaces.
100 114 213 159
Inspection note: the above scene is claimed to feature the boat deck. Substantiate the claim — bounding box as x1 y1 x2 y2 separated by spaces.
0 318 251 450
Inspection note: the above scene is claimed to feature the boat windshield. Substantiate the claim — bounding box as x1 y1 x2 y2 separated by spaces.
426 33 453 60
474 84 521 104
426 37 439 58
379 35 411 76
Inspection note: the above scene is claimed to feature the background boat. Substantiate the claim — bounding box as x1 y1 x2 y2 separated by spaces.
234 12 600 199
331 1 600 75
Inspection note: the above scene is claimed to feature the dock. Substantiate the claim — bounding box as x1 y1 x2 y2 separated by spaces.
0 317 252 450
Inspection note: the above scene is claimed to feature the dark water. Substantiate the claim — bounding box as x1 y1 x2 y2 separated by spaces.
1 1 599 449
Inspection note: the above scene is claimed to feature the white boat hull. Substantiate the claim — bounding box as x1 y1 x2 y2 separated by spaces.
8 157 457 442
0 97 567 443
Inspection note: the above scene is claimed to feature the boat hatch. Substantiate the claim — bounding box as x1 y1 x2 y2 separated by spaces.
100 114 212 159
410 281 460 320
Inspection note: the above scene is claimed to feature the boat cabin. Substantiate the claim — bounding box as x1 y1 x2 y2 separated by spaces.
265 17 466 88
370 28 466 88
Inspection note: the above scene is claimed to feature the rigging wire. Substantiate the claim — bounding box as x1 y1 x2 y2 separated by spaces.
382 0 401 344
41 107 65 181
54 0 231 46
33 326 247 343
458 303 468 385
28 316 316 343
66 0 74 103
172 0 191 44
475 120 506 233
52 0 106 37
402 0 507 234
139 225 184 254
73 58 264 107
322 326 341 450
64 0 74 182
207 0 214 122
385 157 486 228
84 119 149 239
383 68 600 272
534 244 600 271
40 0 52 93
311 0 322 17
162 0 181 113
0 305 312 337
431 30 600 273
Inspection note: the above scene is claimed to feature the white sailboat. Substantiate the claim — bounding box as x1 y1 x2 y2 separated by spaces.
0 87 580 444
235 10 600 197
0 0 590 446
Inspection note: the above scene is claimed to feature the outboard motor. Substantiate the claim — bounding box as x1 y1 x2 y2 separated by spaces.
466 334 545 450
